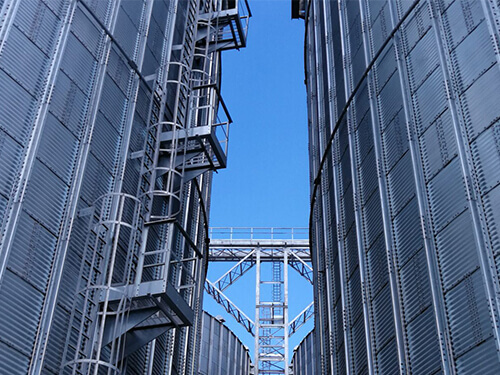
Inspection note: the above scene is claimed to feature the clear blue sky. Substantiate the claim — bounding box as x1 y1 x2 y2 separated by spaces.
209 0 309 228
204 0 313 365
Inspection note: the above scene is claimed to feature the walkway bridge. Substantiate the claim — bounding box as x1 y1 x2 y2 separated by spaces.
206 227 313 375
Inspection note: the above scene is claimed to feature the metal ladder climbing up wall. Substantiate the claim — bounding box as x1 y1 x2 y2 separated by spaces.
62 193 143 374
62 1 251 374
206 228 314 375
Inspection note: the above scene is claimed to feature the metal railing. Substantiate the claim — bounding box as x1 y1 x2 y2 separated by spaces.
209 227 309 241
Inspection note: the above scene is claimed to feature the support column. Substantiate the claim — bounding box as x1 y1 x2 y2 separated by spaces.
284 248 289 375
255 246 261 371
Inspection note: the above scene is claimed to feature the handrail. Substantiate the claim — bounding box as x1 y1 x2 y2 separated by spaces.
209 227 309 240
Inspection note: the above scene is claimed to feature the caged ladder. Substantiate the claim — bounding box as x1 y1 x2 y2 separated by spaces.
62 0 251 373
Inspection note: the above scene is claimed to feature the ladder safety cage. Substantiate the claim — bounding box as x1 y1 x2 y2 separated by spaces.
62 193 143 374
198 0 251 52
62 0 252 373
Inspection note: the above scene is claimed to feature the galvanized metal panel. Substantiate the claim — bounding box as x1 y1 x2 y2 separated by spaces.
461 63 500 138
345 227 359 278
442 0 483 49
198 312 252 375
0 68 37 144
352 46 367 90
451 21 495 94
107 48 132 94
98 74 129 130
352 315 368 374
332 254 343 301
455 336 500 374
406 307 442 375
376 337 399 374
367 0 387 21
41 0 67 18
393 198 423 266
121 158 141 196
420 111 458 181
484 185 500 253
359 150 379 205
57 204 91 298
400 249 433 322
336 342 347 375
80 0 112 25
23 160 69 234
14 0 61 55
369 5 390 53
0 340 31 374
338 120 350 165
43 305 71 373
151 0 169 33
408 30 439 90
0 128 23 198
0 194 7 225
381 110 408 172
421 127 447 183
472 124 500 194
375 45 397 92
36 113 79 183
0 25 49 95
427 158 468 233
0 270 45 359
90 111 122 174
444 271 494 358
372 285 396 350
348 272 364 323
7 211 57 287
342 183 356 232
153 332 169 374
126 342 150 374
142 22 162 77
132 82 151 125
437 210 480 291
49 72 90 136
114 4 141 59
70 6 102 57
362 185 383 249
387 152 415 216
60 33 98 93
292 330 316 375
401 3 432 53
78 153 113 205
378 72 404 126
366 236 389 298
356 116 374 164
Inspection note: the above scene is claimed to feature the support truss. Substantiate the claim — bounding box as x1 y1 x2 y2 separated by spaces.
205 279 255 334
205 227 313 375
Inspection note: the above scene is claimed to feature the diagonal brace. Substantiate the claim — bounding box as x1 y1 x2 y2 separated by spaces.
205 279 255 335
288 301 314 337
289 251 313 284
214 249 255 291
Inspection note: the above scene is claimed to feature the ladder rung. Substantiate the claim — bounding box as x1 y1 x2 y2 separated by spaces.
144 249 169 256
143 262 165 269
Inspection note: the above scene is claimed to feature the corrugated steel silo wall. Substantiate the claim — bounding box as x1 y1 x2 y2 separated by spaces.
0 0 211 373
305 0 500 374
292 330 317 375
198 312 252 375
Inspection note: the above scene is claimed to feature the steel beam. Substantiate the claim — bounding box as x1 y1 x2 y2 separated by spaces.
205 228 312 375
